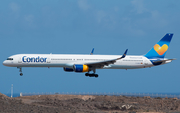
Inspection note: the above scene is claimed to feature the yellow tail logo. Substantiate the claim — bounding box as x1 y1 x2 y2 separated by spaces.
154 44 168 55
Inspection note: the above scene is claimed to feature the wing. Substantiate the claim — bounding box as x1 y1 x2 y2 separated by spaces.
85 49 128 68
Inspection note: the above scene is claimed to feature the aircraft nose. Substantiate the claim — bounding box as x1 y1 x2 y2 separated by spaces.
3 60 7 66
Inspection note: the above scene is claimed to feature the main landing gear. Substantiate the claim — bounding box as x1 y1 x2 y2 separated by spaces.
85 73 98 78
18 67 23 76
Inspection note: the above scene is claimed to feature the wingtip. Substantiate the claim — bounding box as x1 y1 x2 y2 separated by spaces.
125 49 128 54
121 49 128 58
90 48 94 55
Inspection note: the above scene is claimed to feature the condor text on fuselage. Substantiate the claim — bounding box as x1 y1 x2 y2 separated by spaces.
22 56 47 63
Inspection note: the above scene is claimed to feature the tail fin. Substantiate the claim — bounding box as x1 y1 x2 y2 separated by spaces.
145 33 173 58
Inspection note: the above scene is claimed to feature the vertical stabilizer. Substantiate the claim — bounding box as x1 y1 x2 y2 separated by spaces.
145 34 173 58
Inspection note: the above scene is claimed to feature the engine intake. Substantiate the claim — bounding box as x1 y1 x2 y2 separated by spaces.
73 64 89 72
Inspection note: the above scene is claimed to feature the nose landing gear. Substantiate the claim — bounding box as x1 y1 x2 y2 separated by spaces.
18 67 23 76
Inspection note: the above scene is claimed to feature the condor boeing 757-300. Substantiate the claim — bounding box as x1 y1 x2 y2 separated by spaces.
3 34 175 78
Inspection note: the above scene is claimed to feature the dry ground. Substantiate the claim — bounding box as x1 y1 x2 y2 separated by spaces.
0 93 180 113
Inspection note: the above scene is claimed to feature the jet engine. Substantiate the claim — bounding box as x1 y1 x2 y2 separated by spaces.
73 64 89 72
63 67 74 72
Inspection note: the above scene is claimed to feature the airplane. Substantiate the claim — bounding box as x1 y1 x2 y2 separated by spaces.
3 33 175 78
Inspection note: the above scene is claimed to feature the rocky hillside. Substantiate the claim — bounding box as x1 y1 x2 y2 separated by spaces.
0 93 180 113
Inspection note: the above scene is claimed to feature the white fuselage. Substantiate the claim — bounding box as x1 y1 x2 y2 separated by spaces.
2 34 174 77
3 54 156 69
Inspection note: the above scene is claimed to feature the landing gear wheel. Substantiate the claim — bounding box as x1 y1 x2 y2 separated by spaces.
85 73 98 78
85 73 89 76
95 74 98 78
20 73 23 76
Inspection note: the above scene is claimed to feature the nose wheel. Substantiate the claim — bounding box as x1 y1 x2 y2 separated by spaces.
18 67 23 76
20 73 23 76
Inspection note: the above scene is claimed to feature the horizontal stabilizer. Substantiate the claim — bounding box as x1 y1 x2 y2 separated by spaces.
152 59 176 63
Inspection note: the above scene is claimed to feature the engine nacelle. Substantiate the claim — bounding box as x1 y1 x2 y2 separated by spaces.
63 67 74 72
73 64 89 72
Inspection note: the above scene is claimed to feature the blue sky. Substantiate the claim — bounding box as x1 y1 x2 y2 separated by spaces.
1 0 180 94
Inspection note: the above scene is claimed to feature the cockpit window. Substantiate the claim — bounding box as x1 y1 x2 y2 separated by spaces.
7 58 13 60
